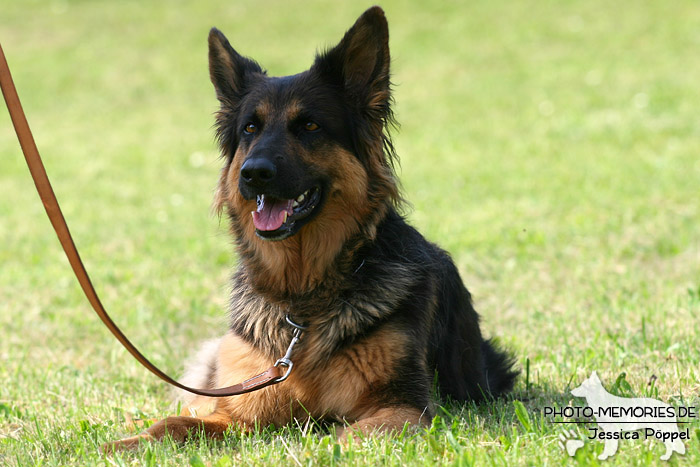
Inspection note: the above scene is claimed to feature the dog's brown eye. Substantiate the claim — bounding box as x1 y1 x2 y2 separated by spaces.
244 123 257 134
304 122 320 132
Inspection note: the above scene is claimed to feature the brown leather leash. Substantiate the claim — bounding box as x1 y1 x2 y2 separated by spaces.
0 43 300 397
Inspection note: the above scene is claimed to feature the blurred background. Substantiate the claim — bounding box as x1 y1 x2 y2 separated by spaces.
1 0 699 462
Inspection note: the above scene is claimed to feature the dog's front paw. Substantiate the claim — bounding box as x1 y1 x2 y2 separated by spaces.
335 424 360 446
101 433 154 454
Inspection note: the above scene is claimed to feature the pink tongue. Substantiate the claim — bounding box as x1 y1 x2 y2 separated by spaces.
252 196 294 231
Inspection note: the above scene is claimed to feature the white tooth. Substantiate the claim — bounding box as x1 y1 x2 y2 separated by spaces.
296 194 305 203
283 212 288 223
292 200 299 208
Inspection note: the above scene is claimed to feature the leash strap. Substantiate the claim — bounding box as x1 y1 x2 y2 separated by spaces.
0 43 288 397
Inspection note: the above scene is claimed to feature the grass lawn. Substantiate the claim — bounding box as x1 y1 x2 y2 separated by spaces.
1 0 699 465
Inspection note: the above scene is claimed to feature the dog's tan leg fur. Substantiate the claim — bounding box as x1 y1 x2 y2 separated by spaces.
103 411 234 453
104 333 274 453
104 329 429 452
338 407 427 442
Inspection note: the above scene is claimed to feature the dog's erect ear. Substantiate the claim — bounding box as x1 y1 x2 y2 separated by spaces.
311 7 401 208
313 6 390 106
591 371 599 382
208 28 263 102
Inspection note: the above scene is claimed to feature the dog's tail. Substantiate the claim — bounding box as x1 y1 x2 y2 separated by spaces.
482 339 519 397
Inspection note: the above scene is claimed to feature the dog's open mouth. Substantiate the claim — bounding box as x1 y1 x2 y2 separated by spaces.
252 186 322 240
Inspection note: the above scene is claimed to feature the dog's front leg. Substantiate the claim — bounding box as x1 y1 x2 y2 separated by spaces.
103 410 233 453
598 434 619 460
337 406 428 442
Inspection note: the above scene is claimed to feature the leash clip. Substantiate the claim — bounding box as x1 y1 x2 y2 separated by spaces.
274 315 306 382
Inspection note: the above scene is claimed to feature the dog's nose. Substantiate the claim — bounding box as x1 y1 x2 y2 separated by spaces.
240 158 277 186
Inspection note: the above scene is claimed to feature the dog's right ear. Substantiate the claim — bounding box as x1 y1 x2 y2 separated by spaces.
208 28 263 103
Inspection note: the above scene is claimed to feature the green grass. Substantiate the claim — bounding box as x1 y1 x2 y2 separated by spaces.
1 0 699 465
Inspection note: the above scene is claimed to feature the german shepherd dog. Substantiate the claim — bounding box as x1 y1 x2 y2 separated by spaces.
107 6 516 451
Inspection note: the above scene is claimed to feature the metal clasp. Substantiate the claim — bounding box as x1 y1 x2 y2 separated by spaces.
273 315 307 382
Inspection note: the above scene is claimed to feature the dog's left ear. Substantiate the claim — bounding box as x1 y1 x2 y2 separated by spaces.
313 6 391 111
312 7 401 208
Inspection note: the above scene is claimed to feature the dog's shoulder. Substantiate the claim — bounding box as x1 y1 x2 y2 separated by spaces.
367 209 451 270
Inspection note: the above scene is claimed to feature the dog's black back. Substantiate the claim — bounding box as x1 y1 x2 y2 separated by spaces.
358 210 517 404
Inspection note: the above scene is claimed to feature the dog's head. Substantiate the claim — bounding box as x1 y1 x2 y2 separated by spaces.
209 6 400 243
570 371 602 398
